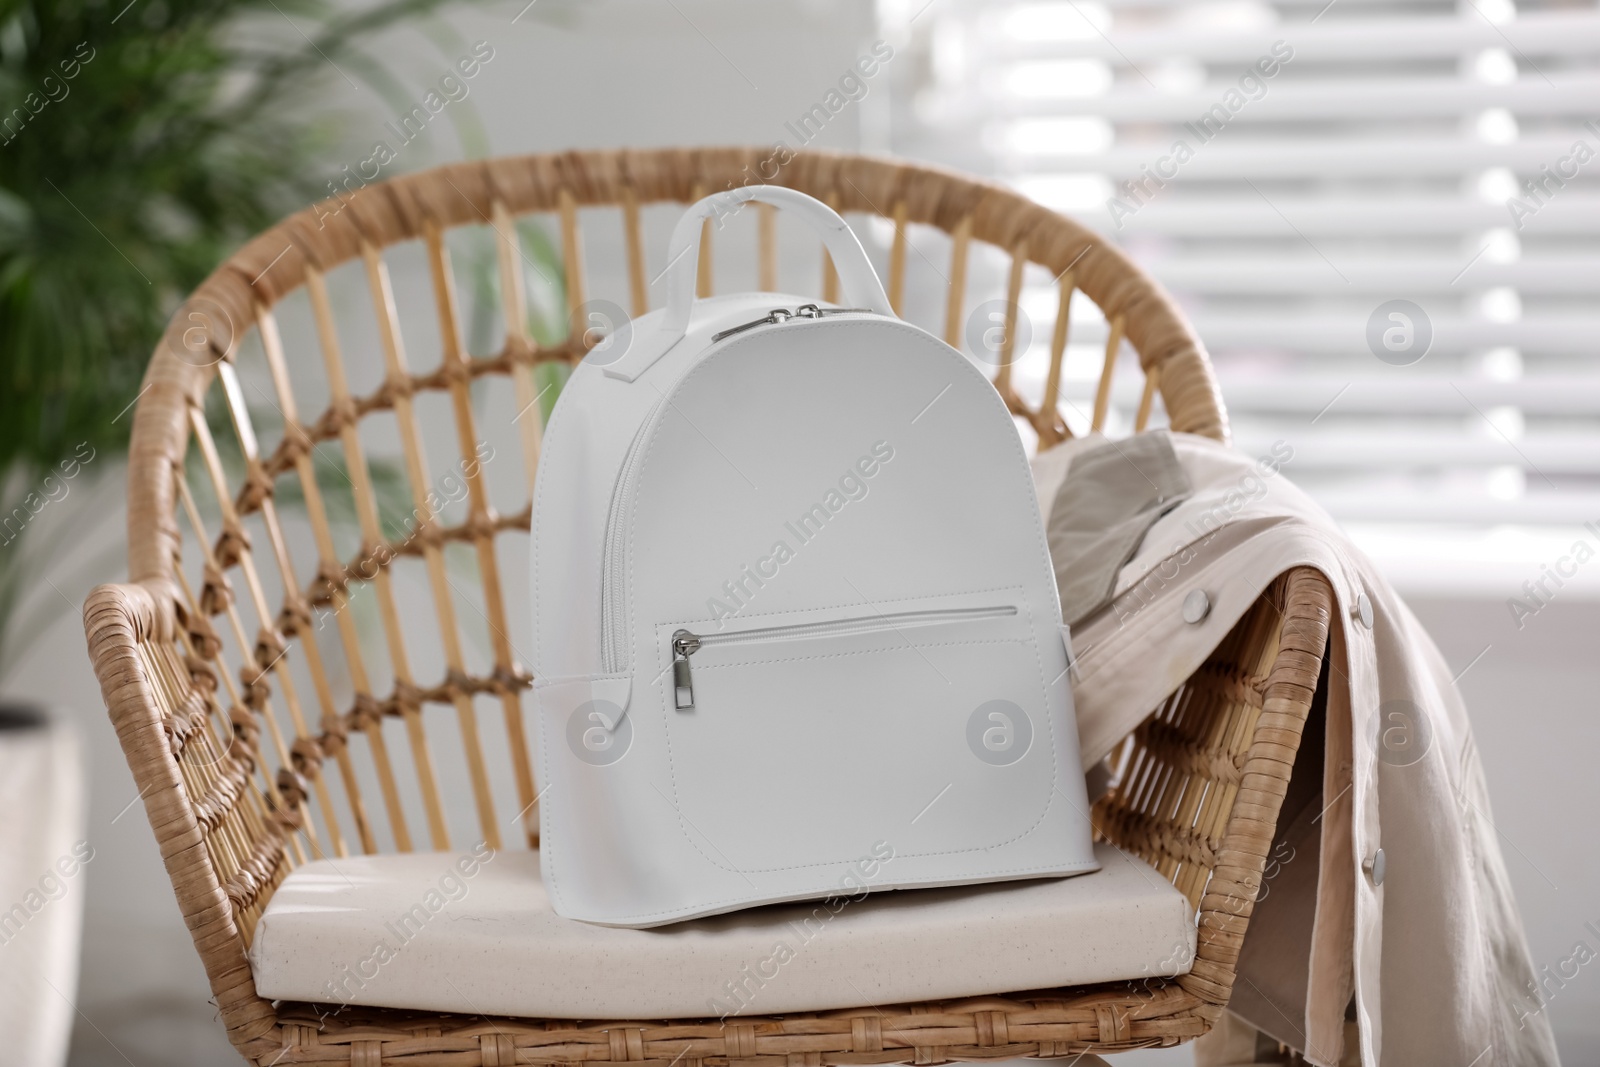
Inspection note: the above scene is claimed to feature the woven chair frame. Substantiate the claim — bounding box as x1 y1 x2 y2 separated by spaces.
81 147 1331 1064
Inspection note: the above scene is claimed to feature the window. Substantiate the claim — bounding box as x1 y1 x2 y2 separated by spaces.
890 0 1600 594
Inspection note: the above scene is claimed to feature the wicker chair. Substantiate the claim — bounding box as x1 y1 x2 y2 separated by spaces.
82 147 1333 1065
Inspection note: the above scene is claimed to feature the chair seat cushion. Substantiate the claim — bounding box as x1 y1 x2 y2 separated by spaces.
248 843 1195 1020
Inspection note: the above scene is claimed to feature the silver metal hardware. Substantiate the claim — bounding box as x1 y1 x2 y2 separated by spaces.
795 303 873 319
712 308 793 343
711 305 874 342
1352 592 1374 629
671 629 700 710
1364 847 1386 887
1182 589 1211 624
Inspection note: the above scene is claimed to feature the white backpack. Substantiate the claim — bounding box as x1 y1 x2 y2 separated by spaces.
530 186 1096 927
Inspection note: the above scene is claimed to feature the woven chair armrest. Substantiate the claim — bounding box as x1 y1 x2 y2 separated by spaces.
83 580 279 1052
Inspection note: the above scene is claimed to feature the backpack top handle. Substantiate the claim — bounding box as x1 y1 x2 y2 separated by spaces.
604 185 895 383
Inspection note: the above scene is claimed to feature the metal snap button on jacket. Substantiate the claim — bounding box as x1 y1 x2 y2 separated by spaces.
1352 592 1374 629
1364 848 1386 887
1182 589 1211 624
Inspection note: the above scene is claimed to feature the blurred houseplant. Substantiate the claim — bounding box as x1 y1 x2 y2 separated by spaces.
0 0 512 679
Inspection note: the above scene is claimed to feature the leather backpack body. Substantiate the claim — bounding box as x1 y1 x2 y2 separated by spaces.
530 186 1097 927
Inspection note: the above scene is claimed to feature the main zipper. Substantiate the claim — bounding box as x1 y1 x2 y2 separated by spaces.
711 303 873 342
600 392 669 673
669 605 1017 710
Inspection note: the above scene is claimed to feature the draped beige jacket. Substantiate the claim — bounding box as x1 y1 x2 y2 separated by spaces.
1034 432 1560 1067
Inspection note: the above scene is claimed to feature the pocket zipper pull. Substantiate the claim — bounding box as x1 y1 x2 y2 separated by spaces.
671 629 700 710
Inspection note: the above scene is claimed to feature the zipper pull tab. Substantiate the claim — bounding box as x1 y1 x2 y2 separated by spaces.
795 304 874 319
712 308 793 343
671 629 700 710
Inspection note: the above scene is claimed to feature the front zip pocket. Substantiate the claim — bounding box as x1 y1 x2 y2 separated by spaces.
669 605 1017 710
655 594 1059 874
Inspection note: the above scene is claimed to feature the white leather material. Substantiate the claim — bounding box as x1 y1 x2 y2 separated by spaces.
531 191 1097 927
248 843 1195 1021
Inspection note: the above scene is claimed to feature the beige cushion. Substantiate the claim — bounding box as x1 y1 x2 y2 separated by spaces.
249 842 1194 1020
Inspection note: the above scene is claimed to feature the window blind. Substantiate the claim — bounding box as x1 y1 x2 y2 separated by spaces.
888 0 1600 591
